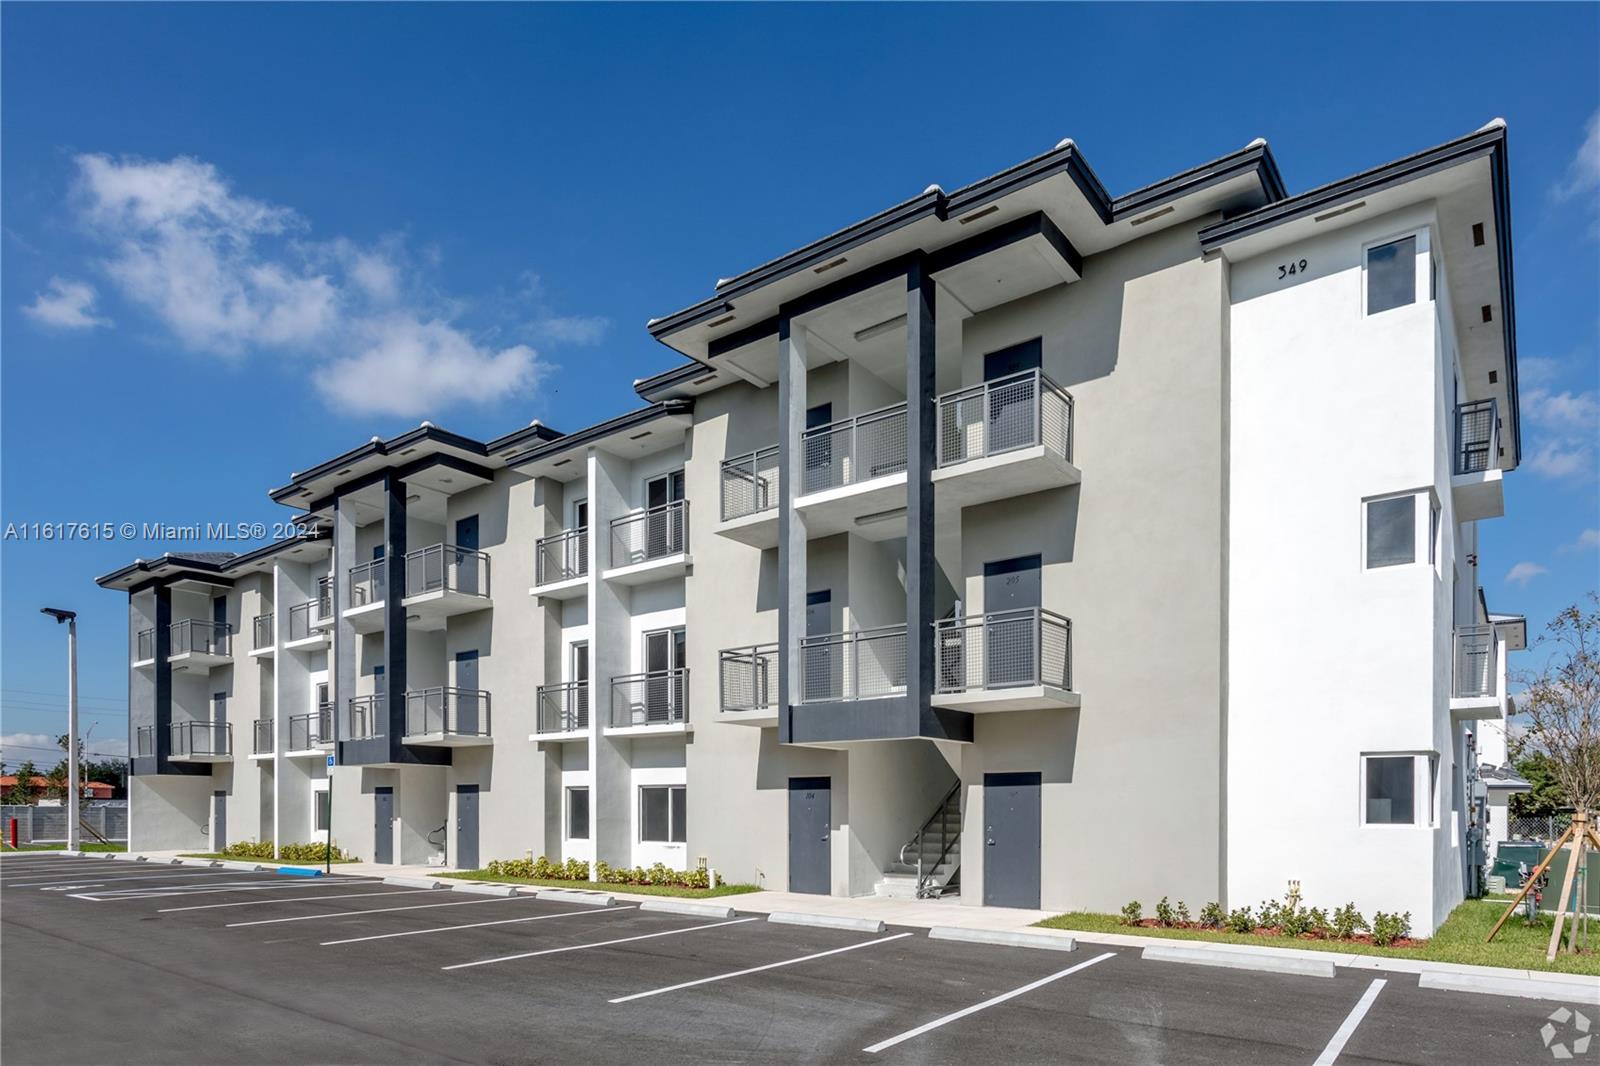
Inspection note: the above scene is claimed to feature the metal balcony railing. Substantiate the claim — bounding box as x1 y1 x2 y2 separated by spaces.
720 644 777 713
252 613 274 650
286 707 331 751
252 719 273 755
405 543 490 599
610 500 688 568
317 576 333 618
135 725 154 758
536 526 589 585
1453 625 1500 699
287 600 321 642
610 669 689 728
136 628 155 662
937 370 1074 468
721 446 779 521
800 625 907 703
405 686 491 740
801 402 908 495
171 721 231 758
1455 398 1500 476
346 695 383 740
348 560 387 608
170 619 232 658
536 681 589 734
934 608 1073 694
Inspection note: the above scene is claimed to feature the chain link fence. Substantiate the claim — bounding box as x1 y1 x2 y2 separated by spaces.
1507 813 1571 843
2 805 128 845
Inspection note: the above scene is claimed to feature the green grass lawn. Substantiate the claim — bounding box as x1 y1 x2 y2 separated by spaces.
1036 901 1600 976
179 852 359 864
1 842 126 853
441 869 762 899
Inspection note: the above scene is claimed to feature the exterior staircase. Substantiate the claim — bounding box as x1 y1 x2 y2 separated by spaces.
875 781 961 899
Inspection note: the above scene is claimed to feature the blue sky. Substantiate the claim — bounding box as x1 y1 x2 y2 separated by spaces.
2 3 1596 763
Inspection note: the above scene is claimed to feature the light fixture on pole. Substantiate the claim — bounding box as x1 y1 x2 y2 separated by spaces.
40 608 79 853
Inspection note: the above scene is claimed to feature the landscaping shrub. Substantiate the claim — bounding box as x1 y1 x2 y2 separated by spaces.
1279 905 1314 937
1305 907 1331 937
218 840 354 863
1175 900 1191 925
1225 906 1256 934
1371 911 1412 946
1257 899 1282 929
1331 903 1367 939
1198 901 1225 928
1119 900 1143 926
484 855 714 890
1154 896 1176 927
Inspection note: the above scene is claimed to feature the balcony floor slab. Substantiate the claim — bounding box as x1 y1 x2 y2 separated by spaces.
932 446 1081 511
931 685 1080 713
167 753 231 764
719 708 778 727
1450 695 1504 721
402 732 494 748
529 729 589 744
167 650 232 671
401 590 492 631
603 723 692 739
602 553 691 585
283 633 331 652
529 576 587 600
343 602 386 634
1451 469 1505 522
795 473 907 541
714 509 779 550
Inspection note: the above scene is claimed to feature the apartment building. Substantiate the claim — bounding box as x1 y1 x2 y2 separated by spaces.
99 120 1522 931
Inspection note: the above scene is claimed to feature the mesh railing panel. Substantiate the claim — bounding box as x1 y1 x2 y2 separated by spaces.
800 627 907 702
136 629 155 662
171 721 230 757
405 544 491 598
536 682 589 734
1453 625 1497 698
170 620 231 657
610 669 690 727
252 719 273 754
610 501 687 567
721 447 779 521
252 614 273 650
802 404 908 494
936 371 1074 468
135 726 154 758
720 644 777 711
405 687 491 738
536 527 589 585
348 561 387 608
287 601 318 642
346 695 382 740
935 609 1072 693
1455 399 1498 475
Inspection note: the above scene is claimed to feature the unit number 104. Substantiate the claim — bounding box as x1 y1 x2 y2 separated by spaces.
1277 259 1308 279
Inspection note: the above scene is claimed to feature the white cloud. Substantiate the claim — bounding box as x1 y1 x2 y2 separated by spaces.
1563 528 1600 552
1 733 60 754
23 276 109 329
1526 439 1591 480
1523 386 1600 432
48 153 576 416
1554 109 1600 203
1505 561 1549 587
1519 381 1599 483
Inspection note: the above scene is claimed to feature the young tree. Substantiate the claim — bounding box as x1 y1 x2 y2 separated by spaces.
1513 595 1600 816
4 760 39 806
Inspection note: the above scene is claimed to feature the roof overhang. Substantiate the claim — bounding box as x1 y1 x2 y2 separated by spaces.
95 532 329 593
508 400 695 482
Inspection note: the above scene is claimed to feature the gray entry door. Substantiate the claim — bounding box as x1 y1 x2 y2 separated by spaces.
804 590 833 701
456 785 479 871
454 515 480 595
983 772 1041 908
984 555 1041 688
455 650 480 735
788 777 831 894
374 786 395 864
211 790 227 852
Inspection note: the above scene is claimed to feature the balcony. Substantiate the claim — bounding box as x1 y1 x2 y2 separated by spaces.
608 669 690 734
345 694 383 741
168 620 233 670
716 446 779 549
799 625 907 703
284 599 330 649
250 613 274 657
1450 624 1506 720
134 628 156 669
286 705 333 754
933 370 1080 509
169 721 231 763
344 560 387 633
315 577 334 627
402 543 492 630
250 719 273 759
719 643 778 726
534 681 589 740
604 500 691 584
134 725 154 758
404 686 492 747
532 527 588 599
931 608 1077 712
794 403 908 540
1452 399 1504 522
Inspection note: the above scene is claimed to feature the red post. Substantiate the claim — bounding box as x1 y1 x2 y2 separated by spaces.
8 818 17 849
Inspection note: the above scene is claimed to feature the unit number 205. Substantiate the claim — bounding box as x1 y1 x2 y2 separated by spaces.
1277 259 1308 279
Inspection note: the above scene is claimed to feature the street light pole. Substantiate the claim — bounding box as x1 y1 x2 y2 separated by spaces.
41 608 79 853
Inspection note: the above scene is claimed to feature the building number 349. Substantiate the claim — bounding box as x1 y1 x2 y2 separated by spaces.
1277 258 1309 279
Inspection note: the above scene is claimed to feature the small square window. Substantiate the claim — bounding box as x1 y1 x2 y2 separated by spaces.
567 787 589 840
1366 495 1416 569
1366 755 1416 825
1366 236 1417 315
639 785 686 843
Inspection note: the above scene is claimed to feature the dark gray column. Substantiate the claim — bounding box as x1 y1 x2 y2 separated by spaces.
381 473 408 752
776 315 808 745
333 492 359 763
153 585 173 766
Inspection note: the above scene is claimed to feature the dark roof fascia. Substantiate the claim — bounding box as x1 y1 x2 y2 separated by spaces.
97 534 327 590
269 426 489 504
505 400 695 467
485 421 565 455
1111 142 1286 220
634 362 712 402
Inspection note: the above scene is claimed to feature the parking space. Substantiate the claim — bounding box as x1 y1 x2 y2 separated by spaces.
1 853 1583 1065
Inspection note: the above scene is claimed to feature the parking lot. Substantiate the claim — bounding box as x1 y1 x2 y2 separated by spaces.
0 852 1581 1064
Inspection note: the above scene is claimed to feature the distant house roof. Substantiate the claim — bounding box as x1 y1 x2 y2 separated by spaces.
1478 764 1533 792
0 776 113 797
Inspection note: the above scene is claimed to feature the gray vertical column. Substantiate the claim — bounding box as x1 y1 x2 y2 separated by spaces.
382 473 408 758
776 315 808 744
154 585 173 766
333 493 358 763
904 260 950 739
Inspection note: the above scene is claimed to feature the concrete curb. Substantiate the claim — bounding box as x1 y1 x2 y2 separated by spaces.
1142 944 1336 978
537 888 615 907
1418 972 1600 1006
768 911 887 934
450 882 522 897
930 927 1077 952
640 900 737 920
383 876 446 890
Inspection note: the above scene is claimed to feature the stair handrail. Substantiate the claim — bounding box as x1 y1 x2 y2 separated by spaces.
898 779 962 896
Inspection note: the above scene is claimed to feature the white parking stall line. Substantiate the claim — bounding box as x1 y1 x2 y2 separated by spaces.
444 916 760 972
606 931 914 1003
1312 978 1387 1066
84 879 374 902
321 905 638 946
227 895 528 928
160 888 440 913
4 870 250 888
862 951 1117 1054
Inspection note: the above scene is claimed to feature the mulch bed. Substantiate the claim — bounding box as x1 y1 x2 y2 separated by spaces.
1122 918 1425 949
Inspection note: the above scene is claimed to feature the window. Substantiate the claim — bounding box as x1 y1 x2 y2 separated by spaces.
566 787 589 840
314 789 331 832
1428 499 1441 567
1366 236 1416 315
1364 755 1417 825
1365 494 1416 568
639 784 686 843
